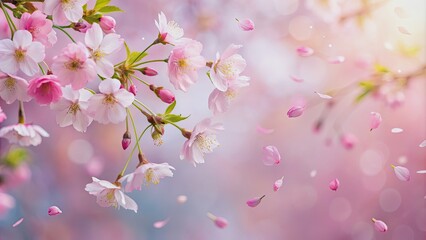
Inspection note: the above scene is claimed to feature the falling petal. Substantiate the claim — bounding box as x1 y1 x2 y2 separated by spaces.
296 47 314 57
207 212 228 229
289 75 304 83
256 125 275 134
328 56 345 64
419 140 426 148
262 146 281 166
48 206 62 216
176 195 187 204
236 18 255 31
153 218 170 229
370 112 382 131
287 106 305 118
417 170 426 174
310 170 317 178
246 195 266 207
12 218 24 227
315 91 333 99
273 177 284 192
329 178 340 191
397 156 408 165
394 7 408 18
391 165 410 181
372 218 388 232
391 128 403 133
397 26 411 35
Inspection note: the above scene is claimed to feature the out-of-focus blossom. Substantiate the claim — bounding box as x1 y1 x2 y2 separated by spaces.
329 178 340 191
155 12 184 44
122 163 175 192
397 26 411 35
0 73 31 104
328 56 345 64
296 46 314 57
19 10 57 48
210 44 246 91
180 118 223 166
0 30 45 76
207 212 228 229
0 163 32 189
85 23 123 78
0 191 15 217
262 145 281 166
50 86 93 132
246 195 265 207
153 218 170 229
43 0 88 25
208 76 249 115
52 42 97 90
99 16 116 34
340 133 357 150
85 177 138 212
47 206 62 216
370 112 382 131
27 75 62 105
236 18 255 31
287 106 304 118
0 124 49 146
168 38 206 91
391 128 403 133
372 218 388 232
0 106 6 123
87 78 134 124
273 177 284 192
391 165 410 181
375 80 405 108
177 195 187 204
305 0 341 22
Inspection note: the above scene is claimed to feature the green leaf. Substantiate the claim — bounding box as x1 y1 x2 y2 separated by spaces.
165 100 176 114
124 42 131 58
2 148 29 168
82 4 87 11
125 52 148 67
84 13 103 24
164 114 189 123
94 0 110 10
98 5 123 13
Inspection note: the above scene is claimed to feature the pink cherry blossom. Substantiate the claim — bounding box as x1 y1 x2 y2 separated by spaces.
0 107 6 123
27 75 62 105
370 112 382 131
50 86 93 132
155 11 184 44
207 212 228 229
372 218 388 232
262 145 281 166
87 78 134 124
85 23 123 78
47 206 62 216
85 177 138 212
19 10 57 48
43 0 88 25
168 38 206 91
52 42 97 90
180 118 223 166
329 178 340 191
340 133 357 150
246 195 265 207
273 177 284 192
287 106 304 118
208 75 249 115
0 124 49 146
0 73 31 104
391 165 410 181
210 44 247 91
236 18 255 31
99 16 116 34
0 30 45 76
296 46 314 57
0 192 15 217
122 162 175 192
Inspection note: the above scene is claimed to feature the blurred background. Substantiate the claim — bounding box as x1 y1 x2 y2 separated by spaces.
0 0 425 239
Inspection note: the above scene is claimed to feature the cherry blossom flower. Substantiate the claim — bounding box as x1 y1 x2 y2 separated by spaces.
85 177 138 212
0 30 45 76
85 23 123 78
52 42 97 90
0 107 6 123
43 0 88 25
0 73 31 104
180 118 223 166
208 76 250 115
391 165 410 181
122 163 175 192
329 178 340 191
273 177 284 192
246 195 265 207
50 86 93 132
262 145 281 166
47 206 62 216
370 112 382 131
372 218 388 232
287 106 304 118
87 78 134 124
27 75 62 105
99 16 116 34
0 124 49 146
155 11 184 44
19 10 57 48
236 18 255 31
168 38 206 91
210 44 247 91
207 212 228 229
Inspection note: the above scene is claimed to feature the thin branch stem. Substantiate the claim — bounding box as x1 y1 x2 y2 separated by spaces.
53 25 76 43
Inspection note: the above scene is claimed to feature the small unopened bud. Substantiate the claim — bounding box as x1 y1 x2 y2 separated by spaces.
246 195 265 207
372 218 388 232
181 129 192 139
329 178 340 191
99 16 116 33
157 88 175 104
122 132 131 150
129 84 137 96
287 106 304 118
73 22 91 33
141 67 158 76
48 206 62 216
207 212 228 229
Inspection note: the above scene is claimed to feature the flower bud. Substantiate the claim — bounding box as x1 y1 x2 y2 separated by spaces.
296 46 314 57
99 16 116 33
141 67 158 76
73 22 91 33
329 178 340 191
129 84 137 96
391 165 410 181
372 218 388 232
122 131 131 150
236 18 255 31
48 206 62 216
287 106 304 118
157 88 175 104
246 195 266 207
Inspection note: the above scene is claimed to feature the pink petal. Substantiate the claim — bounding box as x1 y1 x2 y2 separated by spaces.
392 165 410 181
397 26 411 35
329 178 340 191
370 112 382 131
207 212 228 229
262 145 281 166
236 18 255 31
416 170 426 174
296 46 314 57
256 125 274 134
153 218 170 229
310 170 317 178
315 91 332 99
328 56 345 64
372 218 388 232
12 218 24 227
246 195 265 207
289 75 304 83
287 106 304 118
273 177 284 192
48 206 62 216
391 128 403 133
418 140 426 148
